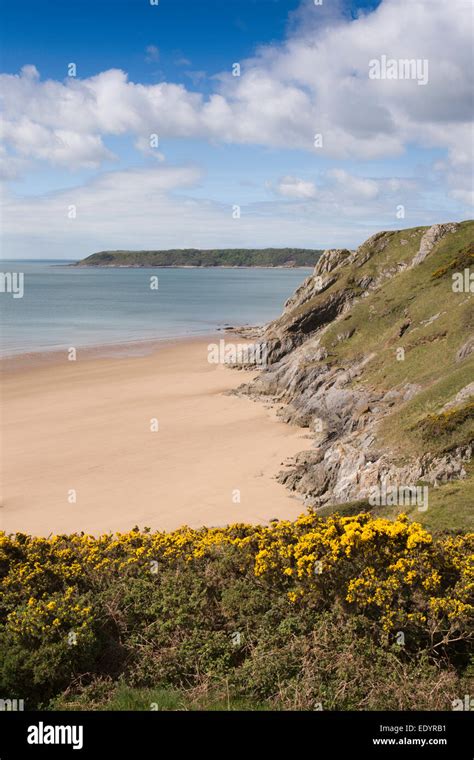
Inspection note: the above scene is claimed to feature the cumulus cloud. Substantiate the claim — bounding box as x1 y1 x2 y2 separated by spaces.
0 115 114 169
0 160 450 260
274 176 317 199
0 0 472 258
0 0 471 184
326 169 380 200
271 169 417 206
0 162 424 259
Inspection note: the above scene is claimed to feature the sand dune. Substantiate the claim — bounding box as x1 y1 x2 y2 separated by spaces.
0 337 306 535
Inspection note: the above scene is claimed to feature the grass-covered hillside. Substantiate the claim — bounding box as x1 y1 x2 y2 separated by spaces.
238 221 473 534
75 248 322 268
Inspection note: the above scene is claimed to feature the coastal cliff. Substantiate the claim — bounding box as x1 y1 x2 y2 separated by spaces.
236 221 474 529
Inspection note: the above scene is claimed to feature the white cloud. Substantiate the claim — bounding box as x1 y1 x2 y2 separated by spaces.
1 162 459 260
0 0 471 185
450 189 474 207
326 169 380 200
184 70 207 86
0 0 471 257
145 45 160 63
174 56 192 67
274 176 317 199
271 169 416 206
0 116 114 169
0 164 403 258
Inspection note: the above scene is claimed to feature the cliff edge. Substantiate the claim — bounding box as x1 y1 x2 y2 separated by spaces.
236 221 474 530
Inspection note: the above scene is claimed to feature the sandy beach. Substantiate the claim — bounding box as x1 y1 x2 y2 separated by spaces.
0 336 307 536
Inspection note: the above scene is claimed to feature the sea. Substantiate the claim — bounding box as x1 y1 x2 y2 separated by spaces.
0 260 311 356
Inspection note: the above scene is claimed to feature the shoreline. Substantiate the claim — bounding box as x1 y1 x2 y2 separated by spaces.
0 332 239 372
1 334 307 537
70 264 314 270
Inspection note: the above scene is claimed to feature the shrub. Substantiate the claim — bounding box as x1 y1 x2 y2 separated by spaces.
0 514 472 710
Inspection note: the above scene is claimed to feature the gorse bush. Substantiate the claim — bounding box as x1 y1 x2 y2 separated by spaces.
0 513 472 710
415 402 474 452
431 241 474 280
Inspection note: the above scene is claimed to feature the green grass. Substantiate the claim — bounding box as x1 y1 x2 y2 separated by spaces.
419 467 474 532
277 221 474 533
367 473 474 534
310 221 474 462
316 468 474 534
431 240 474 279
316 499 371 518
54 683 272 712
378 360 474 461
415 401 474 452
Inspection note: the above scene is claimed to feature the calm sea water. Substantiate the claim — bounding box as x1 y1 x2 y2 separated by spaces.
0 260 311 356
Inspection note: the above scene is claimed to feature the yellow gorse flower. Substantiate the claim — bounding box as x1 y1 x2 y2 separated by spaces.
0 513 472 639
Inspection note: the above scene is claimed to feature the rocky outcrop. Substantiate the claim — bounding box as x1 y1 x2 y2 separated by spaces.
411 222 459 267
259 230 432 366
283 249 352 313
456 336 474 362
441 383 474 411
258 247 369 365
314 248 352 276
250 334 472 506
233 221 474 511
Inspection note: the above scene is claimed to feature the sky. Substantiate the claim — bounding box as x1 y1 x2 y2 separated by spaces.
0 0 472 259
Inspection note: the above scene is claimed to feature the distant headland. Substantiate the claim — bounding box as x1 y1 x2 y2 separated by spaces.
73 248 323 268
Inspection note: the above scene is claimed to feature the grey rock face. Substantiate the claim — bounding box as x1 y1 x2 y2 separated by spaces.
411 222 459 267
313 249 352 276
456 335 474 363
441 383 474 411
283 273 337 312
232 222 472 510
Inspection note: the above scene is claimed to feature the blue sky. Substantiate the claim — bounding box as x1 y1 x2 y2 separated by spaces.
0 0 471 258
1 0 380 82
